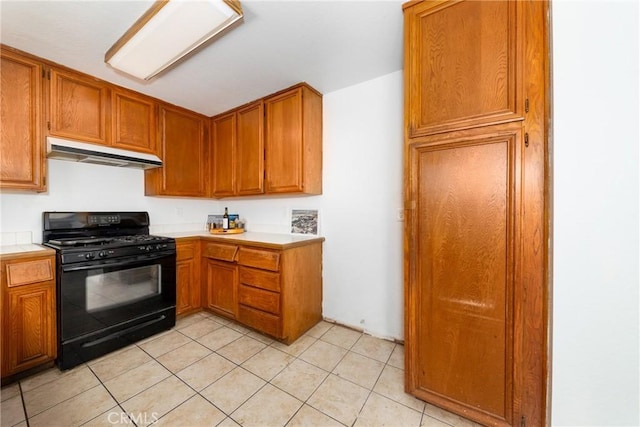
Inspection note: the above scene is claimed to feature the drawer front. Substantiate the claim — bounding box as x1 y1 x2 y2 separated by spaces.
176 243 195 261
238 305 281 338
7 258 54 287
237 248 280 271
239 285 280 315
239 267 280 292
202 243 238 262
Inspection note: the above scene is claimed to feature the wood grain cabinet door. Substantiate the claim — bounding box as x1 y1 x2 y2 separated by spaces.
404 0 525 138
236 101 264 196
48 68 109 145
264 84 322 195
264 88 304 193
211 112 236 197
146 104 208 197
407 126 521 426
176 240 200 316
4 283 56 376
0 48 45 191
203 259 237 319
112 89 157 155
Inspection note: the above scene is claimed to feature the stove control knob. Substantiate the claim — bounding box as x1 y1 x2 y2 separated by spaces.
85 252 95 260
156 244 162 250
146 245 152 251
98 251 107 258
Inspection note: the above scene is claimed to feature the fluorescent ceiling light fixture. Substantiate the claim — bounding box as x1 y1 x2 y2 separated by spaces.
105 0 243 80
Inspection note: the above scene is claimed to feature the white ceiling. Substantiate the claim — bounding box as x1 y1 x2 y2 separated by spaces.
0 0 404 116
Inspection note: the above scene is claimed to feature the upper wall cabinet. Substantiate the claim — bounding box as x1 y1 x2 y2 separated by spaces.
145 104 209 197
111 88 158 155
264 83 322 195
48 68 110 145
236 101 265 196
211 111 236 197
405 1 524 138
211 100 264 198
0 47 46 192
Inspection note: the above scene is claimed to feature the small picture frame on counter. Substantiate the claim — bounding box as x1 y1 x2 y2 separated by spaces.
291 209 319 235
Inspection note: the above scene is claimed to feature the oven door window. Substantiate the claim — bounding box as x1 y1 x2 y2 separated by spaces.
86 265 161 312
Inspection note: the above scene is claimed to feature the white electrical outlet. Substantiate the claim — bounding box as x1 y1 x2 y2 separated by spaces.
397 208 405 222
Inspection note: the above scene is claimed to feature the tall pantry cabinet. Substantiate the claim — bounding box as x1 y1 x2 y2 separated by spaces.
403 1 549 427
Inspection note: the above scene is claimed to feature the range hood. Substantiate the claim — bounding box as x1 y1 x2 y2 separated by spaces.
47 137 162 170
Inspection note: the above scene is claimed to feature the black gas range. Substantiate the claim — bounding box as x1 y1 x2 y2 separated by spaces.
43 212 177 370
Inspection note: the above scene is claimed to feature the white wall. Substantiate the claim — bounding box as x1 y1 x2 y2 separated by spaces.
552 1 639 425
0 70 405 340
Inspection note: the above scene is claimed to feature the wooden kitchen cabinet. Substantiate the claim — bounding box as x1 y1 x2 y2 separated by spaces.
201 242 239 319
176 238 201 316
145 103 209 197
211 101 264 198
0 47 46 192
404 0 525 138
199 237 323 343
48 67 110 145
403 1 549 426
264 83 322 195
112 87 158 155
1 251 56 379
236 101 265 195
211 111 236 197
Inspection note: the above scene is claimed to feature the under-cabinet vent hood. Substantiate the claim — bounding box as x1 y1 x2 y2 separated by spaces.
46 138 162 170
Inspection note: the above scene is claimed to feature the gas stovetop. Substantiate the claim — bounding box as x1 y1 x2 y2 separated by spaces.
42 212 176 265
47 234 171 249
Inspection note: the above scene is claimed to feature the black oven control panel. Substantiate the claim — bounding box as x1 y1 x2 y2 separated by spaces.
59 241 176 265
88 214 120 225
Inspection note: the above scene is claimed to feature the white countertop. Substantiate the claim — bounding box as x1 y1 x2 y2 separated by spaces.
160 231 324 248
0 244 54 257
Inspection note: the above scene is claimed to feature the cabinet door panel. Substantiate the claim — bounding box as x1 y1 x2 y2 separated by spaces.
211 112 236 197
406 1 523 137
5 283 56 375
49 69 109 144
265 89 303 193
112 89 157 154
236 101 264 195
203 259 237 319
408 128 521 424
0 49 45 191
147 105 208 197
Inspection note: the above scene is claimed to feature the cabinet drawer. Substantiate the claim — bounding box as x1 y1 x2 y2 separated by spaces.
239 284 280 315
238 305 281 338
176 244 195 261
239 267 280 292
202 243 238 262
237 248 280 271
6 258 54 287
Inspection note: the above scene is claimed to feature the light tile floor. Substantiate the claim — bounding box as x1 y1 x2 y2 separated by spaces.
0 312 481 427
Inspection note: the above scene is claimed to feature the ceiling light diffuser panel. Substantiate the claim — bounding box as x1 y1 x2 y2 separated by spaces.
105 0 242 80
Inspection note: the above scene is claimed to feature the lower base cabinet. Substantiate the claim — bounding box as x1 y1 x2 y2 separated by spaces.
199 238 323 344
176 239 201 316
1 252 57 379
203 258 238 319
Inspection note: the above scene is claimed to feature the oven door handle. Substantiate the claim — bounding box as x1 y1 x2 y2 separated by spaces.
61 252 174 272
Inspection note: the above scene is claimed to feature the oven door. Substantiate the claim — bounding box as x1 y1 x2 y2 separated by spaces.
59 251 176 342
